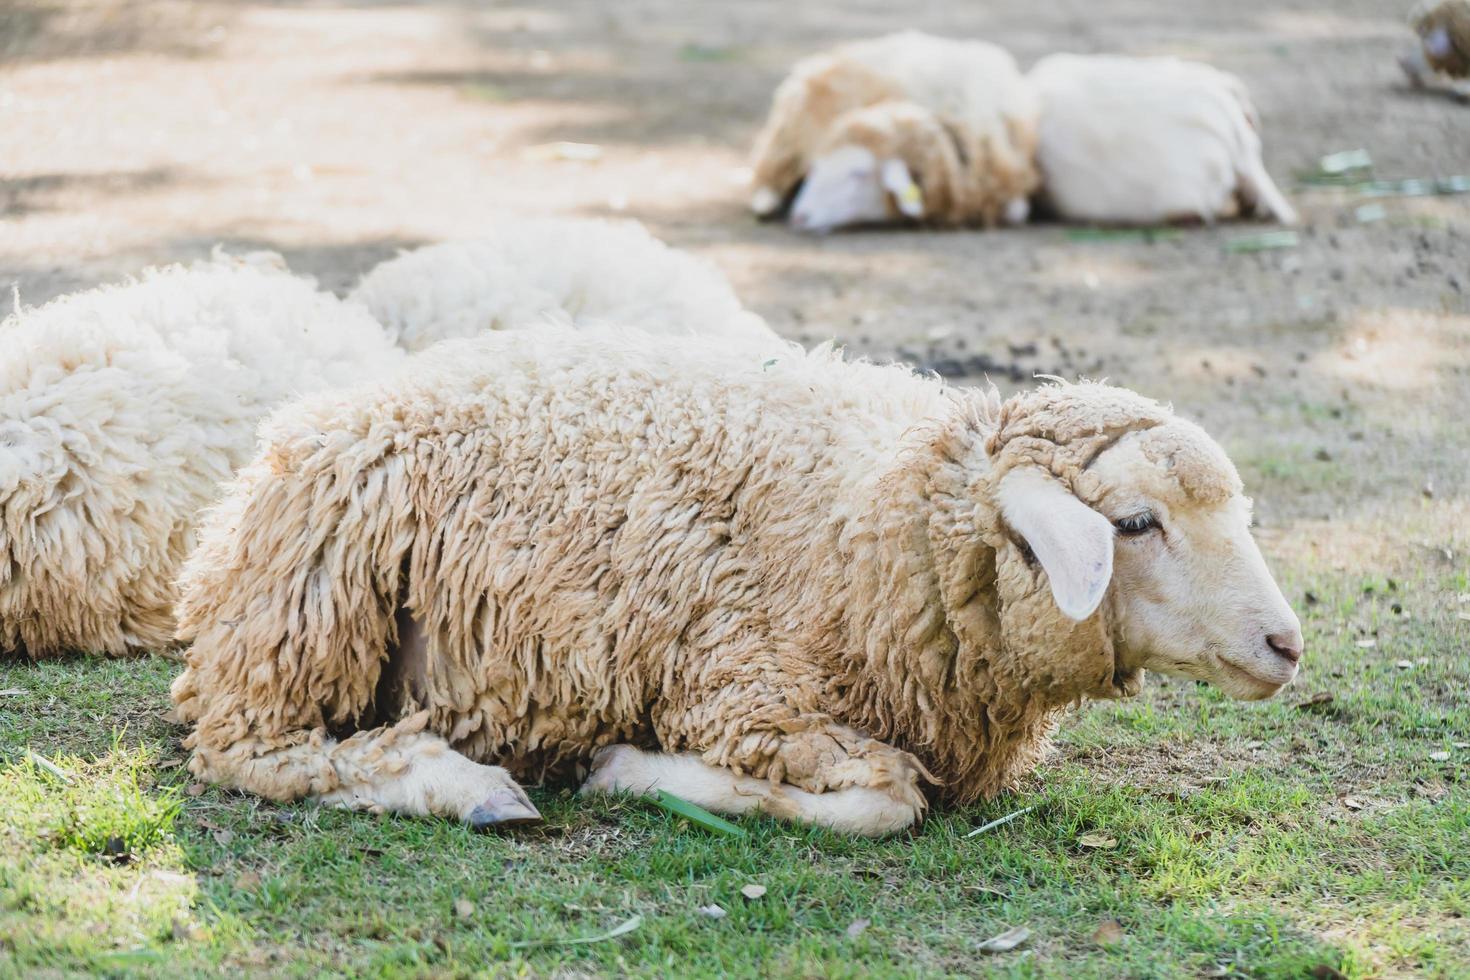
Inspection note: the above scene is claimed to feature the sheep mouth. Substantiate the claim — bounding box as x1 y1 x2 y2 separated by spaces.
1213 654 1294 700
1110 664 1144 698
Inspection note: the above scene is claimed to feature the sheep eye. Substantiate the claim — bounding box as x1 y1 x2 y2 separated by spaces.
1114 511 1159 536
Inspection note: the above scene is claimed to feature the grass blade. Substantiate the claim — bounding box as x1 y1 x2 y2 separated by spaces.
965 804 1037 838
25 749 73 784
1225 231 1299 253
652 789 747 837
510 914 643 948
1065 227 1181 243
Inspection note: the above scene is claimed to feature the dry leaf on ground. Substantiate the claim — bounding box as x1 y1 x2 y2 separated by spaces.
978 925 1031 953
1078 833 1117 850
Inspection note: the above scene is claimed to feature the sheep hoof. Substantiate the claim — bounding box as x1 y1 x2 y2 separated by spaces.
466 786 542 830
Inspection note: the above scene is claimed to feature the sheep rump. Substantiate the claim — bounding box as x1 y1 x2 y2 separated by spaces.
1028 54 1298 226
171 327 1208 832
749 31 1040 226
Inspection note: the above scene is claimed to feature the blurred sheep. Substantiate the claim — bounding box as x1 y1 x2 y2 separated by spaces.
748 31 1039 233
1028 54 1298 226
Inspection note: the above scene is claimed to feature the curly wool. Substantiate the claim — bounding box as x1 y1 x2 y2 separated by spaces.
749 31 1039 223
0 255 404 658
816 100 1038 227
350 218 778 352
173 329 1192 805
3 222 776 659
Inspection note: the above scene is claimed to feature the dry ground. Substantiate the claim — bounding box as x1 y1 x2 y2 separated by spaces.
1 1 1467 976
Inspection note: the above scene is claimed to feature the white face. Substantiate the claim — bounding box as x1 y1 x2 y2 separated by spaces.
1090 438 1304 700
789 147 923 234
998 426 1304 701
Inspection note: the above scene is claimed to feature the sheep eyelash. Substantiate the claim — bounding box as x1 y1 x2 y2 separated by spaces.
1114 511 1160 536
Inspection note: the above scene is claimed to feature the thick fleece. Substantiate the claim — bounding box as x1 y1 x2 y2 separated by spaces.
0 255 403 657
350 218 778 352
172 329 1230 811
3 221 775 659
749 31 1039 225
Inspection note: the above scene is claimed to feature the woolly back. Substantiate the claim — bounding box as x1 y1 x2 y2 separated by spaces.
349 220 778 353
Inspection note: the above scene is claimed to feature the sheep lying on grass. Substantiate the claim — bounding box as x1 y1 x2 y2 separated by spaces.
351 218 778 351
172 328 1303 836
748 31 1039 233
0 254 402 658
2 222 772 659
1028 54 1298 226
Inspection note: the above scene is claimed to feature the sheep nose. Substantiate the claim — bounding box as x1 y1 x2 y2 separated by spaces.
1266 629 1304 665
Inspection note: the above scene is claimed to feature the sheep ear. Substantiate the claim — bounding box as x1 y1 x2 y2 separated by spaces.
997 468 1115 621
880 158 924 218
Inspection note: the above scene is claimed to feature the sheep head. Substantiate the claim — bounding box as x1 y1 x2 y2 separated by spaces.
983 382 1303 702
788 102 942 234
789 100 1034 233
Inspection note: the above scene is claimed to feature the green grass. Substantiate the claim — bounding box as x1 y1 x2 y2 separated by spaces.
1 564 1465 977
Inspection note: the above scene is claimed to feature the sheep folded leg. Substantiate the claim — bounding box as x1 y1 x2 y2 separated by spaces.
579 744 920 837
189 718 541 829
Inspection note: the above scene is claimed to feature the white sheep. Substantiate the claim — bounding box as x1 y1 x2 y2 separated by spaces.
171 327 1303 836
1028 54 1298 226
351 218 777 351
0 253 403 658
748 31 1040 233
2 221 775 659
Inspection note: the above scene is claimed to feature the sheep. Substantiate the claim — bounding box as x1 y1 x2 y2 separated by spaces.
1400 1 1470 101
1027 54 1298 226
747 31 1040 233
0 254 405 659
350 218 778 352
2 222 774 660
170 327 1304 836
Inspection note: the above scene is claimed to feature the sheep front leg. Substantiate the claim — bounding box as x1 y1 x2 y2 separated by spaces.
189 715 541 829
580 746 920 837
646 689 932 834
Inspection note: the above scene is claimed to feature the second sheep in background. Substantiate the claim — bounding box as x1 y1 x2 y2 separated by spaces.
747 31 1040 234
1028 54 1298 226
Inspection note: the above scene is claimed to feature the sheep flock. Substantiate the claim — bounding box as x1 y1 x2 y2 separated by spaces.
4 23 1369 837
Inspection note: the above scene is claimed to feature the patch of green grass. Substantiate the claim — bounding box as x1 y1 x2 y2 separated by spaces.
1 561 1465 976
27 743 183 859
